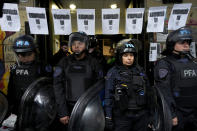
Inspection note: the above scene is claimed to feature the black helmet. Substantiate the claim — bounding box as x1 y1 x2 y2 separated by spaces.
115 39 137 55
13 35 37 53
163 26 192 55
115 39 137 65
69 31 89 50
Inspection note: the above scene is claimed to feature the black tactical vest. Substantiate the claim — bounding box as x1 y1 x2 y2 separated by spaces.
114 66 146 111
166 57 197 107
65 57 94 102
12 64 40 107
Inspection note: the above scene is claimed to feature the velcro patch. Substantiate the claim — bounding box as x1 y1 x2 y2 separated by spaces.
159 68 168 79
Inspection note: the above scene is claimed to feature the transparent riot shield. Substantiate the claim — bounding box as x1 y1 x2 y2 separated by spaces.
68 79 105 131
0 91 8 124
18 77 56 131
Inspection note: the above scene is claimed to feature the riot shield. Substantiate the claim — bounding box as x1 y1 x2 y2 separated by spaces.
152 86 172 131
68 79 105 131
18 77 56 131
0 91 8 124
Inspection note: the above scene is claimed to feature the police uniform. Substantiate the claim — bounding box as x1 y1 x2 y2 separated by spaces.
53 54 103 118
104 39 152 131
7 62 51 115
7 35 52 131
105 65 151 131
154 53 197 131
154 27 197 131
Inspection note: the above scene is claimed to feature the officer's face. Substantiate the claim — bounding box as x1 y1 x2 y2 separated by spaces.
174 41 190 52
17 52 35 63
71 41 86 53
122 53 134 66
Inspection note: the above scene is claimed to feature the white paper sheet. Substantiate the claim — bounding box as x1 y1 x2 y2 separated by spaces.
52 9 72 35
126 8 144 34
102 8 120 34
168 3 192 30
147 6 167 32
0 3 21 32
190 42 196 58
149 43 158 61
77 9 95 35
26 7 49 34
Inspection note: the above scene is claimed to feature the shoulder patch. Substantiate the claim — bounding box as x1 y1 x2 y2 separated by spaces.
53 67 62 77
159 68 168 79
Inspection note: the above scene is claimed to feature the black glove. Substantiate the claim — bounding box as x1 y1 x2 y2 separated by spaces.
105 117 114 131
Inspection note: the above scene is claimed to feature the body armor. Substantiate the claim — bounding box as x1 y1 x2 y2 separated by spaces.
65 57 94 102
11 63 40 114
166 57 197 107
114 67 146 111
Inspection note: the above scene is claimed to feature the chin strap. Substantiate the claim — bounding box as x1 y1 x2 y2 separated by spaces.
20 60 36 66
174 50 197 63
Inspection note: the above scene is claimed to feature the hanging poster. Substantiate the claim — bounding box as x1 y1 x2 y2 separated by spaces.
52 9 72 35
147 6 167 32
126 8 144 34
102 8 120 34
77 9 95 35
168 3 192 30
190 42 196 58
0 3 21 32
26 7 49 34
149 43 158 61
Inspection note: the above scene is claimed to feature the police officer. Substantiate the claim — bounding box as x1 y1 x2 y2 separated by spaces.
88 37 107 74
53 31 103 128
7 35 52 131
105 39 152 131
154 26 197 131
51 41 70 66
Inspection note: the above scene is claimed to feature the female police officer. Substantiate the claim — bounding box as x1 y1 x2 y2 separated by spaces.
104 39 152 131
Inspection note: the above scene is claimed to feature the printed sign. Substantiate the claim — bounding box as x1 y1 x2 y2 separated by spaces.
0 3 21 32
147 6 167 32
149 43 158 61
126 8 144 34
102 8 120 34
168 3 192 30
190 42 196 58
52 9 72 35
26 7 49 34
77 9 95 35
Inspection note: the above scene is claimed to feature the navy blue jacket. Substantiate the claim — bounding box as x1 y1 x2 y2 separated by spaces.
104 65 151 118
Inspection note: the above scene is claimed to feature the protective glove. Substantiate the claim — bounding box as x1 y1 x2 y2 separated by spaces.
105 117 114 131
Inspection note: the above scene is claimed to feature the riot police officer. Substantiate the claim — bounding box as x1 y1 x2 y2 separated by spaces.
154 26 197 131
53 31 103 128
7 35 52 131
104 39 152 131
